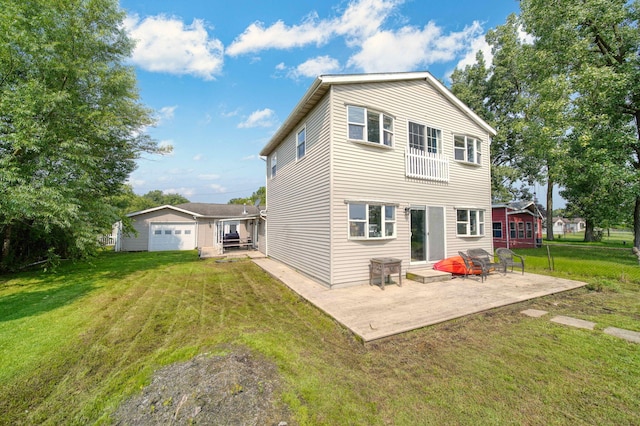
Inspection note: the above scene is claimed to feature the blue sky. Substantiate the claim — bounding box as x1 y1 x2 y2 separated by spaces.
119 0 524 204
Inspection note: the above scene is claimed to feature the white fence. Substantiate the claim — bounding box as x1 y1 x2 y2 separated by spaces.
405 148 449 182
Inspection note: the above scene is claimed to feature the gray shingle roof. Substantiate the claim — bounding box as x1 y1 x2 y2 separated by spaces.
175 203 262 217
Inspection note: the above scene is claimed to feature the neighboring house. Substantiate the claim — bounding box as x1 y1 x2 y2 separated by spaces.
116 203 265 255
552 217 586 235
259 72 497 288
492 201 543 249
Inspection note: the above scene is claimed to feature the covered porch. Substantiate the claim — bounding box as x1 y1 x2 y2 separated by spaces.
253 258 586 342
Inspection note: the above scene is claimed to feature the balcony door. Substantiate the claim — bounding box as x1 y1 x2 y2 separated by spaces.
410 206 445 263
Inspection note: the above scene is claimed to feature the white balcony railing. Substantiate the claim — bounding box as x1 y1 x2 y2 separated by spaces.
405 147 449 182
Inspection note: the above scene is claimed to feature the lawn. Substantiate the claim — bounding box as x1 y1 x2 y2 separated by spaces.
0 248 639 425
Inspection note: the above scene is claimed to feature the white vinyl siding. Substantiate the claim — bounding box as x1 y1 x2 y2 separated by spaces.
329 80 492 286
265 94 332 285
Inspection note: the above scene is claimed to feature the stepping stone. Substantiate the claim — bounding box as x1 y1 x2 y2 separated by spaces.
603 327 640 344
521 309 548 318
550 315 595 330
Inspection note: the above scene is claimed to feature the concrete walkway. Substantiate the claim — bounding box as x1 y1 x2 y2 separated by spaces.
253 258 587 342
522 309 640 344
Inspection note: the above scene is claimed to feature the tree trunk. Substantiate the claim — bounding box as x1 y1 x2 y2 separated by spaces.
634 196 640 249
546 179 554 241
584 219 596 242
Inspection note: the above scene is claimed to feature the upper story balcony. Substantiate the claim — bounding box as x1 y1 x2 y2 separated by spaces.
405 147 450 183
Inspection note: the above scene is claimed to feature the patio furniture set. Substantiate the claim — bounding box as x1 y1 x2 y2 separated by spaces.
459 248 524 282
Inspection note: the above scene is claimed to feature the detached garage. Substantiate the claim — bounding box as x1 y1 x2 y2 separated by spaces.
116 203 265 255
149 223 197 251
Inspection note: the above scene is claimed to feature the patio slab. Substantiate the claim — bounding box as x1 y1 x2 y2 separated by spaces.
550 315 596 330
253 258 587 342
603 327 640 344
521 309 549 318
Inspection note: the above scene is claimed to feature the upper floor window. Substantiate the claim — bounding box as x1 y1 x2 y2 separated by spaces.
347 106 393 146
271 153 277 178
454 135 482 164
456 209 485 236
409 122 441 154
348 203 396 239
297 127 306 160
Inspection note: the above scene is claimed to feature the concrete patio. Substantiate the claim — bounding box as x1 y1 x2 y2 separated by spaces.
253 258 587 342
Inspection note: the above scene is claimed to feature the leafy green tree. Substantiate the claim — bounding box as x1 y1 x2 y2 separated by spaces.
228 186 265 206
0 0 162 270
520 0 640 245
451 14 571 241
141 190 189 208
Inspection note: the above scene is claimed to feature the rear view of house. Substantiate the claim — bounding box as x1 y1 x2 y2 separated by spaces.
260 72 496 288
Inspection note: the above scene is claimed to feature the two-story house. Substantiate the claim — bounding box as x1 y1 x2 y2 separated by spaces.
259 72 496 288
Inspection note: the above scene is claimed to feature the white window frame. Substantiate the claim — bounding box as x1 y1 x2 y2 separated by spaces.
347 105 393 147
526 222 533 238
454 135 482 165
348 203 396 240
456 208 485 237
408 122 441 154
271 153 277 178
297 126 306 160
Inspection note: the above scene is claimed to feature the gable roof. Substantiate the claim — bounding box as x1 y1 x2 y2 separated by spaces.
126 204 204 218
492 201 543 219
260 71 497 157
175 203 261 218
126 203 262 219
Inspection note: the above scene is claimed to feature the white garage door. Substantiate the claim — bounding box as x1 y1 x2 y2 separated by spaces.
149 223 197 251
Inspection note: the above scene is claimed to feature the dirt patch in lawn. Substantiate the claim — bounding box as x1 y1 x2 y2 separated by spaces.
113 348 292 425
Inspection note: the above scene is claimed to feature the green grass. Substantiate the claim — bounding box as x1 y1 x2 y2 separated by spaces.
546 229 634 247
1 249 639 425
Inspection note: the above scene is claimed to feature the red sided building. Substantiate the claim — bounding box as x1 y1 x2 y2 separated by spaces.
492 201 543 249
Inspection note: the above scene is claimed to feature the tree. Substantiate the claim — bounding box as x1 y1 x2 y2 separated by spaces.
110 186 190 215
228 186 266 206
0 0 162 270
451 14 571 239
520 0 640 245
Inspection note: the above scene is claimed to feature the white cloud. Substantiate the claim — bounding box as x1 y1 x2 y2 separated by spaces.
198 173 221 180
348 21 485 72
226 0 400 56
288 55 342 78
193 154 204 161
163 187 195 197
238 108 277 128
157 105 177 124
208 183 227 193
124 14 224 80
242 154 257 161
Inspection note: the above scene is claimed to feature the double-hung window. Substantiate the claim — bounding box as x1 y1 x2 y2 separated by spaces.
510 222 516 239
347 106 393 146
348 203 396 239
297 127 306 159
526 222 533 238
408 122 441 153
454 135 482 164
518 222 525 238
492 222 503 238
271 153 277 178
456 209 485 236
